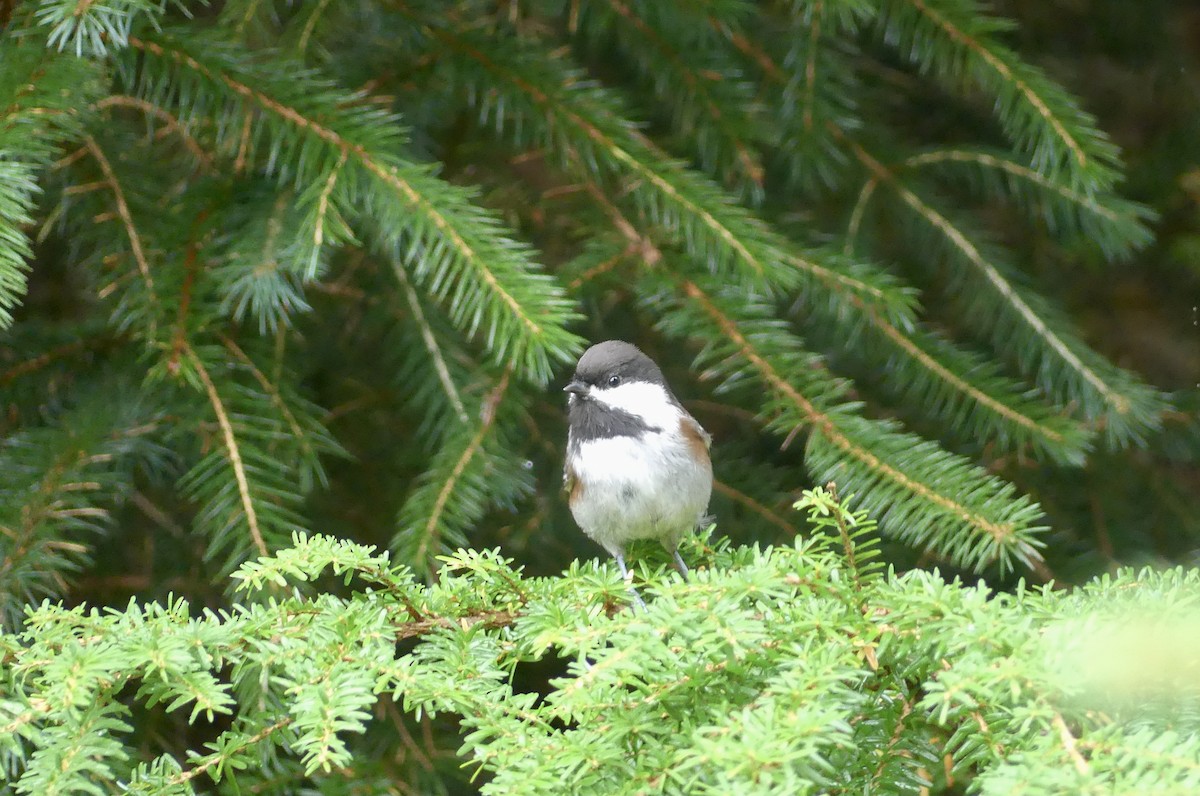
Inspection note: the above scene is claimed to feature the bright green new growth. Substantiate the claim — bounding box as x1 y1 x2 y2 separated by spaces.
3 489 1199 794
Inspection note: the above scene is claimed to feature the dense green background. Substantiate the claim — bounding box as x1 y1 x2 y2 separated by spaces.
2 0 1197 609
2 0 1197 606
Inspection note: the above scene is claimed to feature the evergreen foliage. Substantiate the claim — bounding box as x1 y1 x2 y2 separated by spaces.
4 490 1200 793
1 0 1198 790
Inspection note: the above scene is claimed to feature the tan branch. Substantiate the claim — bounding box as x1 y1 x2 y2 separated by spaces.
391 261 470 423
93 95 213 167
803 1 823 132
416 368 513 571
1053 712 1091 776
220 335 322 465
185 346 268 557
711 479 798 536
169 718 293 785
83 136 159 330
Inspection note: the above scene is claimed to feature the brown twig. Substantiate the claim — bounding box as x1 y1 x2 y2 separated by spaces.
185 346 269 558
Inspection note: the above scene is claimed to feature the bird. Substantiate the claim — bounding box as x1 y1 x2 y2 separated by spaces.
563 340 713 606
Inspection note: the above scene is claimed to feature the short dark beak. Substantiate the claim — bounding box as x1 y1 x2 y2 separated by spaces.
563 380 588 397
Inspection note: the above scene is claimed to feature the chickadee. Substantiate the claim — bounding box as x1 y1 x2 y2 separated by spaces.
563 340 713 604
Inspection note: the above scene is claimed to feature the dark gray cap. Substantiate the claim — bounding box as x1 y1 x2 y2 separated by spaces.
570 340 667 388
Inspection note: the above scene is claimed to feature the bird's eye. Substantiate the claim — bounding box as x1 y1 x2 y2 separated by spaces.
607 374 621 388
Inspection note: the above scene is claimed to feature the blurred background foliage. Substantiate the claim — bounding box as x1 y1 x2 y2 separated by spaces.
1 0 1197 613
996 0 1200 573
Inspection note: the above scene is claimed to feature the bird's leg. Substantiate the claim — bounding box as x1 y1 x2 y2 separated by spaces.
613 551 646 610
671 548 691 582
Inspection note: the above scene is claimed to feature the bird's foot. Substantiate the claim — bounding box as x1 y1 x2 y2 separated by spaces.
614 552 647 611
671 549 691 582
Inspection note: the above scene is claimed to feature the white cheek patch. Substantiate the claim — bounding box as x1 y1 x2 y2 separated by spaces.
592 381 681 430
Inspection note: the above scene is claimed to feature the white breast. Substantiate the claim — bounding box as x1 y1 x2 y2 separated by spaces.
568 421 712 558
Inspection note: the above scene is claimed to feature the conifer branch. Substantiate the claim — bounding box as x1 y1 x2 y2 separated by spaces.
566 249 632 291
233 108 253 173
1053 712 1091 777
229 0 268 35
393 607 520 641
93 95 214 167
124 33 578 381
869 692 917 790
840 133 1165 444
425 21 761 280
361 163 543 340
82 135 160 332
712 479 799 535
801 1 824 133
906 150 1114 221
586 161 1076 460
902 0 1086 169
169 717 294 786
0 47 97 327
717 18 783 82
312 149 347 250
893 188 1115 407
185 346 268 558
0 397 157 627
681 278 1019 548
33 0 178 55
416 18 910 322
866 311 1070 445
0 338 97 387
902 148 1154 258
392 260 469 424
591 0 765 193
9 535 1200 791
414 368 511 574
579 164 900 320
91 96 211 169
296 0 335 53
0 447 99 592
845 176 880 253
0 699 52 737
219 335 320 466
